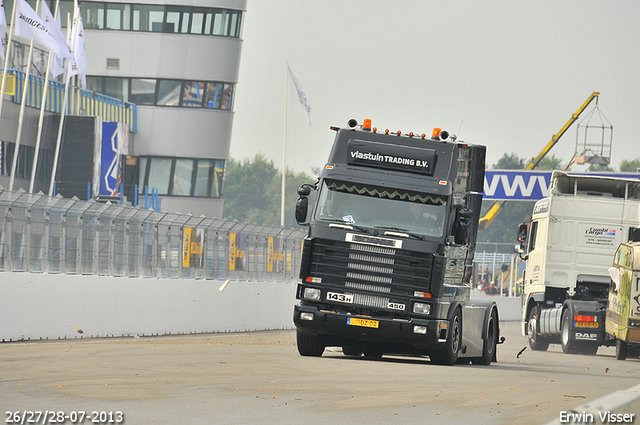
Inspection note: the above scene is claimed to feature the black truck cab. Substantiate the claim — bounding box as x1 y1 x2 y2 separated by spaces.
293 118 499 365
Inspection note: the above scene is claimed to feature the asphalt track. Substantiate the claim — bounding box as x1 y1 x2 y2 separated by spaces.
1 322 639 425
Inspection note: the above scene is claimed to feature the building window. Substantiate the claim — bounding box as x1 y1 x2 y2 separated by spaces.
191 10 206 35
87 76 235 110
172 158 194 196
165 5 191 34
82 1 105 29
138 156 225 198
147 157 173 195
156 80 181 106
106 2 131 30
138 156 148 190
86 76 129 102
76 2 242 38
130 78 156 105
88 76 234 110
0 141 53 181
213 159 225 197
182 81 204 107
194 159 213 197
104 77 128 101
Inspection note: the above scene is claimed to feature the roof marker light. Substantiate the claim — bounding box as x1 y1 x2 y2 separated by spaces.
385 129 390 134
372 127 378 133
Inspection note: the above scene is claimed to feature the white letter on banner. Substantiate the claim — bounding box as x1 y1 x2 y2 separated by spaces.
484 174 501 197
537 175 551 197
501 175 538 198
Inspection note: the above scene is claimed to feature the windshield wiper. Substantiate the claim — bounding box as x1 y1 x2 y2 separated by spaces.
323 218 371 234
373 225 425 240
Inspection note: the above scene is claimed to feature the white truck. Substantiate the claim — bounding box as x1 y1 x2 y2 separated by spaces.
517 171 640 354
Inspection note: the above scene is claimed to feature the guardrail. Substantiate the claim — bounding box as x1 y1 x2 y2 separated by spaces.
0 188 305 282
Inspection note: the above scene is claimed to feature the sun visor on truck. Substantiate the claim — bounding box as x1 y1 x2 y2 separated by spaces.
346 139 436 176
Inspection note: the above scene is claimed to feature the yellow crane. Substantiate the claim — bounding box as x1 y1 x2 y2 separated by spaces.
478 91 600 231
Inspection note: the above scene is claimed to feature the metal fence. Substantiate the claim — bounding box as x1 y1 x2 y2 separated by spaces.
0 188 306 282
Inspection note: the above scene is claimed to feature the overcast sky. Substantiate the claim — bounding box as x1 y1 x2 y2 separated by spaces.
229 1 640 175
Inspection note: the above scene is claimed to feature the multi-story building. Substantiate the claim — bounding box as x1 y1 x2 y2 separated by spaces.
0 0 246 218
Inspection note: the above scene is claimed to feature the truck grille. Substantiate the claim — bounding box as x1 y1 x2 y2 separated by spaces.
306 238 436 295
349 292 390 309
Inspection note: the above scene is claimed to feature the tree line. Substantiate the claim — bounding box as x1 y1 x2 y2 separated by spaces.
222 152 640 244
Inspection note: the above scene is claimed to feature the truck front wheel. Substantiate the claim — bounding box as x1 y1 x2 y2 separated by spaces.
615 339 628 361
472 309 498 365
296 330 325 357
430 309 461 366
561 309 581 354
527 307 549 351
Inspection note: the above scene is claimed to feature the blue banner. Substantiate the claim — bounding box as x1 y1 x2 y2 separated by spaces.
483 171 640 200
100 122 125 196
483 171 551 200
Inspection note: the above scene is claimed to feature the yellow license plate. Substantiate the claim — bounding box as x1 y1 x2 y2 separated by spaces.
576 321 599 328
347 317 379 328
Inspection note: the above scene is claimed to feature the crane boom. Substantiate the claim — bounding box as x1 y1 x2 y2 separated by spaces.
478 92 600 231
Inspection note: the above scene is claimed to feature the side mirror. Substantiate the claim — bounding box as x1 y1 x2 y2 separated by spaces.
517 222 528 243
297 184 312 197
515 222 528 258
454 205 473 245
295 197 309 225
295 184 315 225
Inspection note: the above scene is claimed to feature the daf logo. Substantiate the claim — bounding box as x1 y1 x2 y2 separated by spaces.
575 332 598 340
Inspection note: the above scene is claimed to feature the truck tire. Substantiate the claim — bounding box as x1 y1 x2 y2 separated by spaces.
615 339 628 361
430 309 461 366
363 344 383 359
561 309 581 354
527 307 549 351
342 345 363 357
472 309 497 365
581 342 598 356
296 330 325 357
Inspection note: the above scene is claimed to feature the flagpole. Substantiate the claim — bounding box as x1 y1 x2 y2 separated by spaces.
30 0 60 193
9 37 36 190
0 0 17 133
281 60 289 227
49 9 74 196
9 0 42 191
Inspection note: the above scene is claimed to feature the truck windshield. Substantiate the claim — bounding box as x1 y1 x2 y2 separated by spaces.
314 179 447 237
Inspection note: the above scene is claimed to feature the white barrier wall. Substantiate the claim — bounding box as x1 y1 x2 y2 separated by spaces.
0 273 297 342
0 273 523 342
470 290 522 322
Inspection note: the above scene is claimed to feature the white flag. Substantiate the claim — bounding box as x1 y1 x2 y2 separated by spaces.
67 2 86 88
288 67 313 125
13 0 72 59
47 14 65 78
40 2 66 78
0 0 7 61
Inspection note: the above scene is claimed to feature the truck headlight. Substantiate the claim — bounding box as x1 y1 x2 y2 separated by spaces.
413 325 427 335
413 302 431 315
303 287 321 301
300 312 314 321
